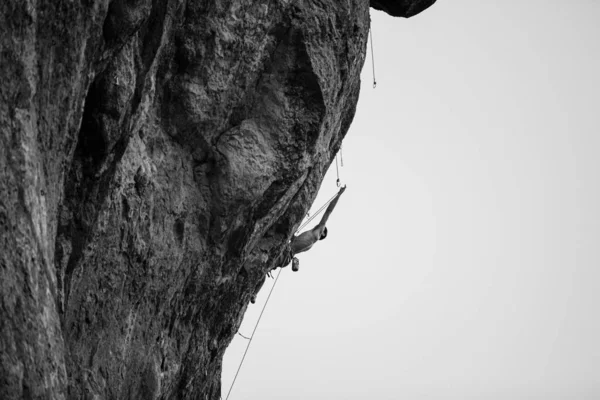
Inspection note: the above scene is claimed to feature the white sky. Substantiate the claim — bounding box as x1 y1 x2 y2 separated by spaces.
223 1 600 399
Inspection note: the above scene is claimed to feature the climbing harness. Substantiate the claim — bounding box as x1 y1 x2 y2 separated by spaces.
224 268 282 400
370 26 377 88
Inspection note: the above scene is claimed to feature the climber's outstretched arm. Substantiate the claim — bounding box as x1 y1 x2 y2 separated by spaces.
314 185 346 234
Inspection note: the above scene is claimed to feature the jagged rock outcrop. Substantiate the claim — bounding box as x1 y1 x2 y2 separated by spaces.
0 0 435 398
370 0 437 17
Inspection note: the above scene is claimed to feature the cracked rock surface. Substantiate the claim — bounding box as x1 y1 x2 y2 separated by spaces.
0 0 435 398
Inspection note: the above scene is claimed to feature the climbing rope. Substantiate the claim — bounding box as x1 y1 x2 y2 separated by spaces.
335 145 345 187
225 268 283 400
370 26 377 88
335 155 341 187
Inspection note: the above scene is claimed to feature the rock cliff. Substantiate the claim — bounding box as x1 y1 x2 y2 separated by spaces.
0 0 435 398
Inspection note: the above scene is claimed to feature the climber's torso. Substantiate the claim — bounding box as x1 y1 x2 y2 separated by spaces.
291 229 320 254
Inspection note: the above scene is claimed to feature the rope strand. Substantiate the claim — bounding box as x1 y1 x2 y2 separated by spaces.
225 268 283 400
370 26 377 88
335 155 340 187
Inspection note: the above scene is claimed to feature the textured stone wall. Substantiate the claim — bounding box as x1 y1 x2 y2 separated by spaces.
0 1 435 398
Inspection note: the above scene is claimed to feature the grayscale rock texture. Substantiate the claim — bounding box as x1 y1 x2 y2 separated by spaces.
0 0 436 398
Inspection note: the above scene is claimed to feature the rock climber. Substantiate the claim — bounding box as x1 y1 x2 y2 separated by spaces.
250 185 346 303
288 185 346 271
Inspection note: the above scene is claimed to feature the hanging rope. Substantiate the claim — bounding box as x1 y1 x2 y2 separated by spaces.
335 155 340 187
340 145 344 167
224 268 283 400
370 26 377 88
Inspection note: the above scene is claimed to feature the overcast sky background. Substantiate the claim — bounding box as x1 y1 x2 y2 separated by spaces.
222 1 600 399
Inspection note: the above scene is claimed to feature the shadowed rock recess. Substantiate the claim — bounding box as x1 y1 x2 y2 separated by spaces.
0 0 435 398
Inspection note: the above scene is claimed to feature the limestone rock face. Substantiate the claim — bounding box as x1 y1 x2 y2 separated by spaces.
0 0 435 398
